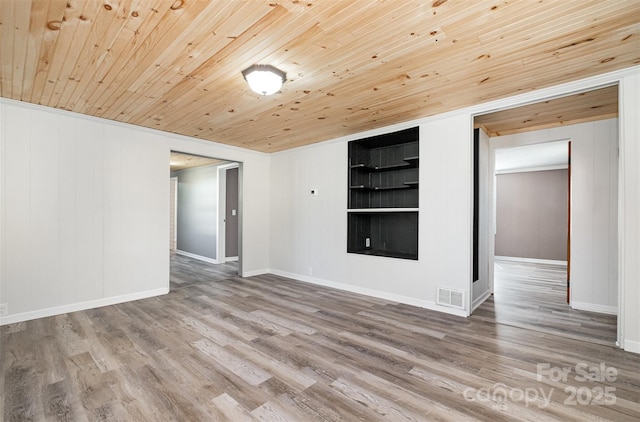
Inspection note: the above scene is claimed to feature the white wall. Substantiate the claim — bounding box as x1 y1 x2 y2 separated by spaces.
169 152 270 278
0 99 271 324
270 141 348 287
472 128 491 310
270 68 640 353
1 68 638 353
572 122 618 314
491 119 618 314
619 72 640 353
175 165 219 261
271 114 472 316
170 177 178 251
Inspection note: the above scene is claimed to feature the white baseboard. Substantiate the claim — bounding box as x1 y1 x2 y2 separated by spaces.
242 268 271 277
176 249 218 264
269 269 468 318
624 339 640 354
494 256 567 265
571 301 618 315
472 289 492 312
225 256 239 262
0 287 170 326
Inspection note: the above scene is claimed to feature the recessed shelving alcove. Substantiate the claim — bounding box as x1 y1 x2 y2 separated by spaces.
347 127 419 260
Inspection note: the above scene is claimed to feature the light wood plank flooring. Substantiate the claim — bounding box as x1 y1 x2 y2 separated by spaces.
474 258 618 346
170 254 239 288
1 259 638 421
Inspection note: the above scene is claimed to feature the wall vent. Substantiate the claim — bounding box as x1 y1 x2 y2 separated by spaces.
436 287 465 310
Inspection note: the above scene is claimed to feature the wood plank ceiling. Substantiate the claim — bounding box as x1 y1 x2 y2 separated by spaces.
169 151 226 171
1 0 638 152
475 85 619 137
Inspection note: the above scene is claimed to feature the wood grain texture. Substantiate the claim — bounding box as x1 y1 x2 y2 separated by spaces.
476 258 618 346
1 255 638 421
0 0 638 152
475 85 619 137
169 151 227 172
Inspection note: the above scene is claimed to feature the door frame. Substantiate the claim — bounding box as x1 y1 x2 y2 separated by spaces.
487 139 570 297
170 176 178 252
474 119 621 347
567 141 572 303
217 162 241 269
466 70 634 350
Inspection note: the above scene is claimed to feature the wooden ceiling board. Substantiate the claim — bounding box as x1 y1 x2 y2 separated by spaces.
102 2 269 116
83 0 218 116
57 0 161 109
129 4 299 126
474 85 619 137
169 151 226 171
1 0 638 152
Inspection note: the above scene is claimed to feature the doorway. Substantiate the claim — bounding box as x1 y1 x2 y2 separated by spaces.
169 151 242 288
470 85 620 346
216 164 240 265
493 140 569 265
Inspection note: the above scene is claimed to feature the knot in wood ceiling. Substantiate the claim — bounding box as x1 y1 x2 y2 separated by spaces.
0 0 638 152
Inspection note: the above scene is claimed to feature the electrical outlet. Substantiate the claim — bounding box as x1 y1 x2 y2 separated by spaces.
308 267 313 276
365 237 371 248
0 303 7 316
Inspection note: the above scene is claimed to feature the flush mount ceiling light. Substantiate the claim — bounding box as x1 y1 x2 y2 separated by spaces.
242 64 286 96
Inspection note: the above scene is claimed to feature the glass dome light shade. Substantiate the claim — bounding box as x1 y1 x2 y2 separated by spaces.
242 64 286 96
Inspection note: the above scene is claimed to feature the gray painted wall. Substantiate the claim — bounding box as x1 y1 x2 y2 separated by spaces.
176 165 218 260
495 169 568 261
225 167 239 258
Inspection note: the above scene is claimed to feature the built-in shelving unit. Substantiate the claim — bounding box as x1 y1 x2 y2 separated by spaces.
347 127 419 260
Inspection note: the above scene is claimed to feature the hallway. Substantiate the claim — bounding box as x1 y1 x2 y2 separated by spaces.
473 258 617 346
170 254 239 289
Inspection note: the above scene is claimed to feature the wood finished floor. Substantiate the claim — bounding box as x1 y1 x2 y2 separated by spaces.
476 258 618 346
1 257 639 421
170 254 239 288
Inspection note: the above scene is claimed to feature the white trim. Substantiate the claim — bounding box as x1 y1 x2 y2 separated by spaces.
237 163 244 276
176 249 218 264
495 256 567 266
269 269 468 318
471 79 623 120
217 167 227 268
225 256 239 262
616 74 637 352
217 163 241 275
218 162 240 171
170 176 178 251
570 301 618 315
171 161 231 173
495 164 568 175
0 102 5 312
273 67 640 157
472 289 491 312
242 268 270 277
467 114 475 315
624 339 640 354
617 80 626 350
0 287 169 326
0 97 267 159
